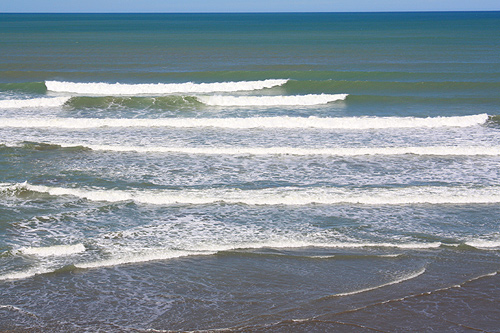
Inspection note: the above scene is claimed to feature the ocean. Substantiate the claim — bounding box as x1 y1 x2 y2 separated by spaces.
1 12 500 331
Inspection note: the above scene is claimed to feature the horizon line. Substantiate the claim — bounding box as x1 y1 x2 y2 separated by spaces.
1 10 500 14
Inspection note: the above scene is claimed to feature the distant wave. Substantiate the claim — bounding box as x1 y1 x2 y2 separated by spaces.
198 94 347 106
0 114 488 129
0 97 70 109
6 182 500 206
45 79 288 95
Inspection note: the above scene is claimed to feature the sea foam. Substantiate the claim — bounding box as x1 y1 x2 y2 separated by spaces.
45 79 288 95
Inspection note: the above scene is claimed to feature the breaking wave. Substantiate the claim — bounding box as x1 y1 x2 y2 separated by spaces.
198 94 347 106
465 239 500 249
0 114 488 129
6 182 500 206
45 79 289 95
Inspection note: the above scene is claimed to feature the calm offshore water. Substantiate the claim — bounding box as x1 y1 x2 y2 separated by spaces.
1 12 500 331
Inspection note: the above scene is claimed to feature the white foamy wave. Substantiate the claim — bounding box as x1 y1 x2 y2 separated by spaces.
0 114 488 129
15 183 500 206
333 267 426 297
0 97 70 109
18 243 85 257
465 239 500 249
82 145 500 156
198 94 347 106
0 182 29 193
45 79 288 95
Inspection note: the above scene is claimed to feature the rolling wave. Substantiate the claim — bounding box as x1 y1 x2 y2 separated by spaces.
0 114 488 129
5 183 500 206
45 79 288 95
0 97 70 109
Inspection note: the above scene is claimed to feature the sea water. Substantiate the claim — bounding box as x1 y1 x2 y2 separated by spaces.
1 12 500 331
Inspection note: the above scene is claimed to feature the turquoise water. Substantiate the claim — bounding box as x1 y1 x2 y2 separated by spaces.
1 12 500 331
